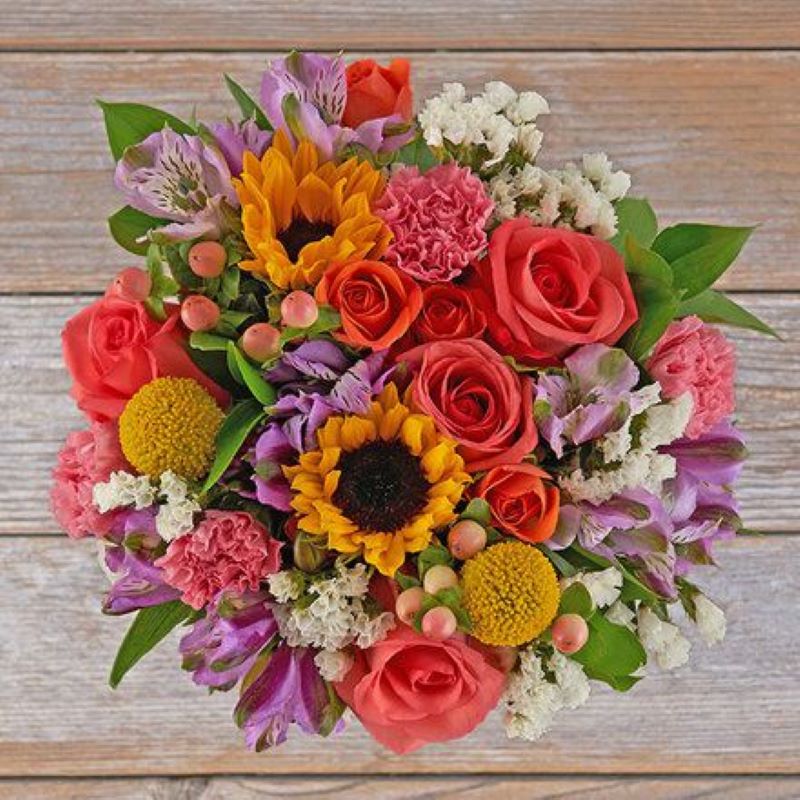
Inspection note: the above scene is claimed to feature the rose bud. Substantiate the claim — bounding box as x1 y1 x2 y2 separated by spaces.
421 606 458 641
395 587 425 625
241 323 281 362
551 613 589 654
422 564 458 595
180 295 220 332
107 268 152 302
447 519 487 560
281 290 319 329
188 241 227 278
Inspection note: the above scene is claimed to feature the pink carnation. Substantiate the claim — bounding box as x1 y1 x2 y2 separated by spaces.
647 315 736 439
50 422 128 539
375 163 493 282
156 511 282 609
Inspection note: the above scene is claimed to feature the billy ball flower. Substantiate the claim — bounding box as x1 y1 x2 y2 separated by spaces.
375 163 494 283
156 511 282 609
461 541 560 646
119 377 224 479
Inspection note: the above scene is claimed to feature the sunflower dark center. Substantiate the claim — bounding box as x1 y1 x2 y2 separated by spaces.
333 440 430 532
279 219 335 261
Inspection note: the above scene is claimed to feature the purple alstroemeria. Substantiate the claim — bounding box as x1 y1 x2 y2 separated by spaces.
210 119 272 176
234 644 339 751
180 591 277 690
252 343 393 510
535 344 660 458
114 127 239 241
259 51 413 160
103 509 181 614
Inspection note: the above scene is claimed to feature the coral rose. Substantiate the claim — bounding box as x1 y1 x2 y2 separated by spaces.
474 463 560 543
342 58 413 129
405 283 487 346
156 511 282 610
375 163 494 282
335 626 505 753
472 217 638 365
62 294 229 422
647 315 736 439
50 421 129 539
402 338 538 471
316 259 422 350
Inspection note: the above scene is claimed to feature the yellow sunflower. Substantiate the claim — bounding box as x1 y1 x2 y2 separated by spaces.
283 384 469 577
233 129 391 289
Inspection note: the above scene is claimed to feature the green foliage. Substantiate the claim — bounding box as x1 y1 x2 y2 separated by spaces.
459 497 492 526
677 289 779 338
391 136 440 172
201 399 266 493
558 583 594 619
223 74 272 130
280 305 342 345
189 331 232 352
395 572 421 591
226 341 277 406
416 540 453 579
109 600 193 689
652 223 754 299
108 206 163 255
610 197 658 253
98 100 194 160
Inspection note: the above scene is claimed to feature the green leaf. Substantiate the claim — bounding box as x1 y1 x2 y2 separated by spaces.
417 541 453 579
392 136 440 172
395 572 421 591
279 305 342 345
459 498 491 526
189 331 232 352
610 197 658 253
109 600 193 689
652 223 754 299
223 74 272 130
538 545 580 578
108 206 164 255
559 583 594 619
677 289 779 338
623 234 673 285
226 341 277 406
97 100 194 161
621 271 680 361
202 399 266 492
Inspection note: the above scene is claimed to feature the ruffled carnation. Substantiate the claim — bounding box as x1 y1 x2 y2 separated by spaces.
647 316 735 439
156 511 282 609
376 163 493 282
50 422 128 538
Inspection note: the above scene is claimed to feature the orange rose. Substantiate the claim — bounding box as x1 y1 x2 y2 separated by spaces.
342 59 413 129
316 260 422 351
474 463 560 543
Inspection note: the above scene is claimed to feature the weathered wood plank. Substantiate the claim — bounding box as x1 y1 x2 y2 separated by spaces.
0 535 796 776
2 0 799 50
1 293 796 534
3 775 800 799
1 51 798 291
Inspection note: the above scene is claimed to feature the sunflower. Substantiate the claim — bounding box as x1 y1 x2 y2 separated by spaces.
233 130 391 289
283 384 469 576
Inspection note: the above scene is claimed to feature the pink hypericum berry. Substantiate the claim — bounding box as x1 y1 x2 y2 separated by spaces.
447 519 487 560
241 323 281 362
423 564 459 595
551 613 589 654
107 268 152 302
421 606 458 640
395 586 425 625
188 241 227 278
180 295 220 332
281 291 319 328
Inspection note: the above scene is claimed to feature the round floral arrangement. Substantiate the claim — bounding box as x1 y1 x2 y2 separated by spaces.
51 50 773 754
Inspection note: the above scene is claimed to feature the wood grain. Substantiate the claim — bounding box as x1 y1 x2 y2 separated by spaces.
3 775 800 799
0 534 796 777
2 293 796 534
2 1 799 50
2 52 799 292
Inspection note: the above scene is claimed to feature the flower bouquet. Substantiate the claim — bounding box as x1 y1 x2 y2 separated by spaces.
52 51 775 753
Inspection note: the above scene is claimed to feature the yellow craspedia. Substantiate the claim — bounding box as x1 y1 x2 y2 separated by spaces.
119 377 224 479
461 540 560 647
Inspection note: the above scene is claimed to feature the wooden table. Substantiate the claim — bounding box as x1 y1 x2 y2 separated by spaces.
1 3 798 797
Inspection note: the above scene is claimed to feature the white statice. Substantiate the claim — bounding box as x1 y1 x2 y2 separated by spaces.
639 393 694 451
314 649 354 682
693 594 727 646
599 383 662 464
606 600 637 630
93 471 155 512
419 81 549 167
268 570 304 603
561 567 623 608
637 607 691 670
504 647 590 741
155 471 200 541
272 562 395 653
